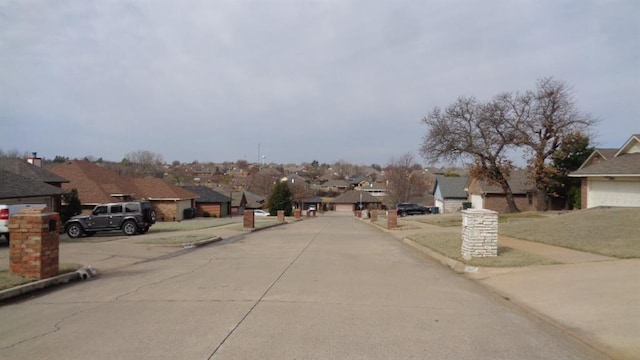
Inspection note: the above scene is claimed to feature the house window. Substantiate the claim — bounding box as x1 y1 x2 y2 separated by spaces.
528 193 533 205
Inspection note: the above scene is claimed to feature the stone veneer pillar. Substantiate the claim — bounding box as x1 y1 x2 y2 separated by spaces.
461 209 498 260
243 210 255 230
8 206 60 279
277 210 285 223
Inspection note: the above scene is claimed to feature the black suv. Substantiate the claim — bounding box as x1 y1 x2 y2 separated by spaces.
396 203 431 217
65 201 156 238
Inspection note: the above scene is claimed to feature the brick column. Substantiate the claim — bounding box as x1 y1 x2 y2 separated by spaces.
294 209 301 219
277 210 285 223
370 210 378 222
387 211 397 229
243 210 255 230
581 178 588 209
9 206 60 280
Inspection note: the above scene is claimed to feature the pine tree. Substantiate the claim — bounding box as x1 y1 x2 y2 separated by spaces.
268 181 293 216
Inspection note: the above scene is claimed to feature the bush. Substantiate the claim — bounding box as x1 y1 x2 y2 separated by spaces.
203 211 211 217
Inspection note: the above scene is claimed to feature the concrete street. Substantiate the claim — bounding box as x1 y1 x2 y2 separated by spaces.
0 215 606 359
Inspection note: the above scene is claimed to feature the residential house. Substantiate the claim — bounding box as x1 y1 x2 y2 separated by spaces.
465 171 537 213
320 179 350 193
432 176 469 213
230 190 265 215
0 157 69 212
332 190 383 213
570 134 640 208
182 185 231 218
49 160 198 221
0 168 67 211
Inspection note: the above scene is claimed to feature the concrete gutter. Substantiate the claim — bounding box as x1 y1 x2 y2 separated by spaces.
0 271 81 302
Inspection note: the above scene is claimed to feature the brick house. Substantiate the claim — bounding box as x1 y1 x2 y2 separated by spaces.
332 190 382 213
465 170 537 213
182 185 231 218
49 160 197 221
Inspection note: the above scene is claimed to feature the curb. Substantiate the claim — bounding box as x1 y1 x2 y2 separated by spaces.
0 271 81 302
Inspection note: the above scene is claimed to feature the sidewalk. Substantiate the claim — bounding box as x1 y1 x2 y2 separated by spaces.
372 216 640 359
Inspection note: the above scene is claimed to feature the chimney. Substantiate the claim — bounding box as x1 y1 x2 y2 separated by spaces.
27 152 43 167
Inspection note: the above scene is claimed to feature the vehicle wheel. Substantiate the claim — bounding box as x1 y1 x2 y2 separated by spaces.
67 223 83 238
138 226 149 234
122 220 138 236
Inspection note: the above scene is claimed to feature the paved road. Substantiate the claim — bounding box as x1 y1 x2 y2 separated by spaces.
0 216 605 359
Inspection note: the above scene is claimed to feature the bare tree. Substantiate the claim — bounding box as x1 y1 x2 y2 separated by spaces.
420 96 521 212
513 78 596 210
123 150 165 177
385 153 428 206
245 169 277 197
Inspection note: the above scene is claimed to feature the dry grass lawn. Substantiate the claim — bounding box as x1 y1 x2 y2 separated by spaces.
500 207 640 258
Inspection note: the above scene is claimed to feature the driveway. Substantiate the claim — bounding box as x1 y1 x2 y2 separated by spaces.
0 215 604 359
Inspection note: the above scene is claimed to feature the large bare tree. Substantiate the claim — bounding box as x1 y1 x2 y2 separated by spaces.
384 153 428 206
123 150 165 177
513 78 596 210
420 96 521 212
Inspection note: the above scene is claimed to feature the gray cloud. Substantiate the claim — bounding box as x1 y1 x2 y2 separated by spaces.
1 0 638 165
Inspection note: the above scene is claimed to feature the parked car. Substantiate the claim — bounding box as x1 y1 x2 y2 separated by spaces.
396 203 431 217
64 201 156 238
0 203 47 242
253 209 270 216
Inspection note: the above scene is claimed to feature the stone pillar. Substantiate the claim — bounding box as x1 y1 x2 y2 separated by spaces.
294 209 301 219
461 209 498 259
277 210 285 223
387 211 398 229
243 210 255 230
9 206 60 280
370 210 378 222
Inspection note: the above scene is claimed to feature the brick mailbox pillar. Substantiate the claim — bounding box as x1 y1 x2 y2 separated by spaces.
9 206 60 280
243 210 255 230
461 209 498 260
277 210 285 223
294 209 301 220
370 210 378 222
387 210 398 229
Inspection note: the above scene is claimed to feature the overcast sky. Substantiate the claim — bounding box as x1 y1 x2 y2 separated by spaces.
1 1 638 166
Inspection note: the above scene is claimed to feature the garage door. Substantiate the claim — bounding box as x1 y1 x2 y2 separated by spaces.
334 204 354 213
588 180 640 208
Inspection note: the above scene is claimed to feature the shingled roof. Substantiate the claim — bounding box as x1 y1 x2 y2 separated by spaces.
0 169 67 200
332 190 381 204
0 157 68 184
469 170 535 194
182 185 231 203
433 176 469 198
49 160 197 204
571 134 640 177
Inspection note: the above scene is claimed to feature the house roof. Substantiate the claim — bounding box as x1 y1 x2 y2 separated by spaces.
469 170 535 194
182 185 231 203
49 160 196 204
322 179 350 188
332 190 381 204
133 178 197 200
571 134 640 177
433 176 469 198
0 158 69 184
0 169 67 199
570 153 640 177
